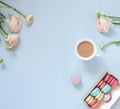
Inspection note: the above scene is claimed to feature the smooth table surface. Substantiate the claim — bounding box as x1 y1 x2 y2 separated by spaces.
0 0 120 109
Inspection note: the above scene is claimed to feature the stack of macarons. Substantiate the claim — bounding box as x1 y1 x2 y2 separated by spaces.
84 72 119 109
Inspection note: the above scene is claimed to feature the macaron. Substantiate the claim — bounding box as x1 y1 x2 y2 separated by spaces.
104 73 110 82
95 91 104 101
111 75 118 80
99 81 106 89
91 100 99 109
86 96 94 104
97 80 104 87
85 95 92 103
91 87 100 97
107 75 113 84
71 75 80 85
89 99 98 107
101 84 111 93
103 93 112 102
109 78 119 88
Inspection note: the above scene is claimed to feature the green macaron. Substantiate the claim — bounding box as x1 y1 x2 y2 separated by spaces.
101 84 111 93
91 87 100 97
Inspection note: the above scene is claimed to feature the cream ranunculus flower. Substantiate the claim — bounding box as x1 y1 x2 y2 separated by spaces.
96 16 113 33
25 14 34 26
7 14 22 33
5 34 19 49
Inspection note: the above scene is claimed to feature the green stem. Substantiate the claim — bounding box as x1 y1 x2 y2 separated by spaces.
107 15 120 19
109 17 120 22
97 12 120 22
0 6 9 9
0 0 26 18
0 36 4 62
0 28 5 36
112 20 120 24
112 22 120 25
0 31 4 63
0 20 4 23
101 41 120 49
0 12 5 19
0 17 5 20
0 26 7 38
105 41 120 46
104 15 120 22
0 17 4 21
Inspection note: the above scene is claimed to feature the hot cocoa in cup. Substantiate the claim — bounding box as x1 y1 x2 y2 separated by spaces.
75 39 99 61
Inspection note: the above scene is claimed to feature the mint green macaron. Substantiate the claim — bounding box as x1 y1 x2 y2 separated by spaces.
101 84 111 93
91 87 100 97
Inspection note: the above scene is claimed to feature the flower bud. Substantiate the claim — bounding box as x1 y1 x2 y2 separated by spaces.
5 34 19 49
8 14 22 33
100 43 105 49
96 16 113 33
0 58 3 63
25 14 33 26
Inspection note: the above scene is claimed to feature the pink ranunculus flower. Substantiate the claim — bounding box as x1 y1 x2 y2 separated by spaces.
5 34 19 49
96 16 113 33
7 14 22 33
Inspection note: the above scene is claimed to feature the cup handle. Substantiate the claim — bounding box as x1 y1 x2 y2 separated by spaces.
96 53 100 57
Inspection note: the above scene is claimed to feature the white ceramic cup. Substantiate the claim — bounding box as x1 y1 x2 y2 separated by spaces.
75 39 100 61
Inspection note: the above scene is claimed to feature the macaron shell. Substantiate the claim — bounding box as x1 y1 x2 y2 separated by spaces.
85 95 92 103
102 84 111 93
107 76 113 84
95 91 102 99
91 87 100 97
95 91 104 101
97 92 104 101
99 81 106 89
110 79 119 88
104 74 110 82
111 75 118 80
97 80 104 87
87 96 94 104
89 99 97 107
91 101 99 109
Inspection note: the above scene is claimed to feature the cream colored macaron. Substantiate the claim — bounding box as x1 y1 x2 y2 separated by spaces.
85 95 94 104
95 91 104 101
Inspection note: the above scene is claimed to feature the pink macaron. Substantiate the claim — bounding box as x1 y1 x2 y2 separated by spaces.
71 75 80 85
107 75 113 84
109 78 119 88
104 73 110 82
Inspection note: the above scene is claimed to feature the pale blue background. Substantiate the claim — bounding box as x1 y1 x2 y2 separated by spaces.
0 0 120 109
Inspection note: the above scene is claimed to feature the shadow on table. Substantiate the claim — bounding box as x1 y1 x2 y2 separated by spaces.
73 81 83 90
0 63 7 70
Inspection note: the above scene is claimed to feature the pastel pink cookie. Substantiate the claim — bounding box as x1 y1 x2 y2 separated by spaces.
104 73 110 82
109 78 119 88
71 75 80 85
97 80 106 89
97 80 104 87
103 93 112 102
89 99 98 107
91 101 99 109
99 81 106 89
107 75 113 84
110 79 119 88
